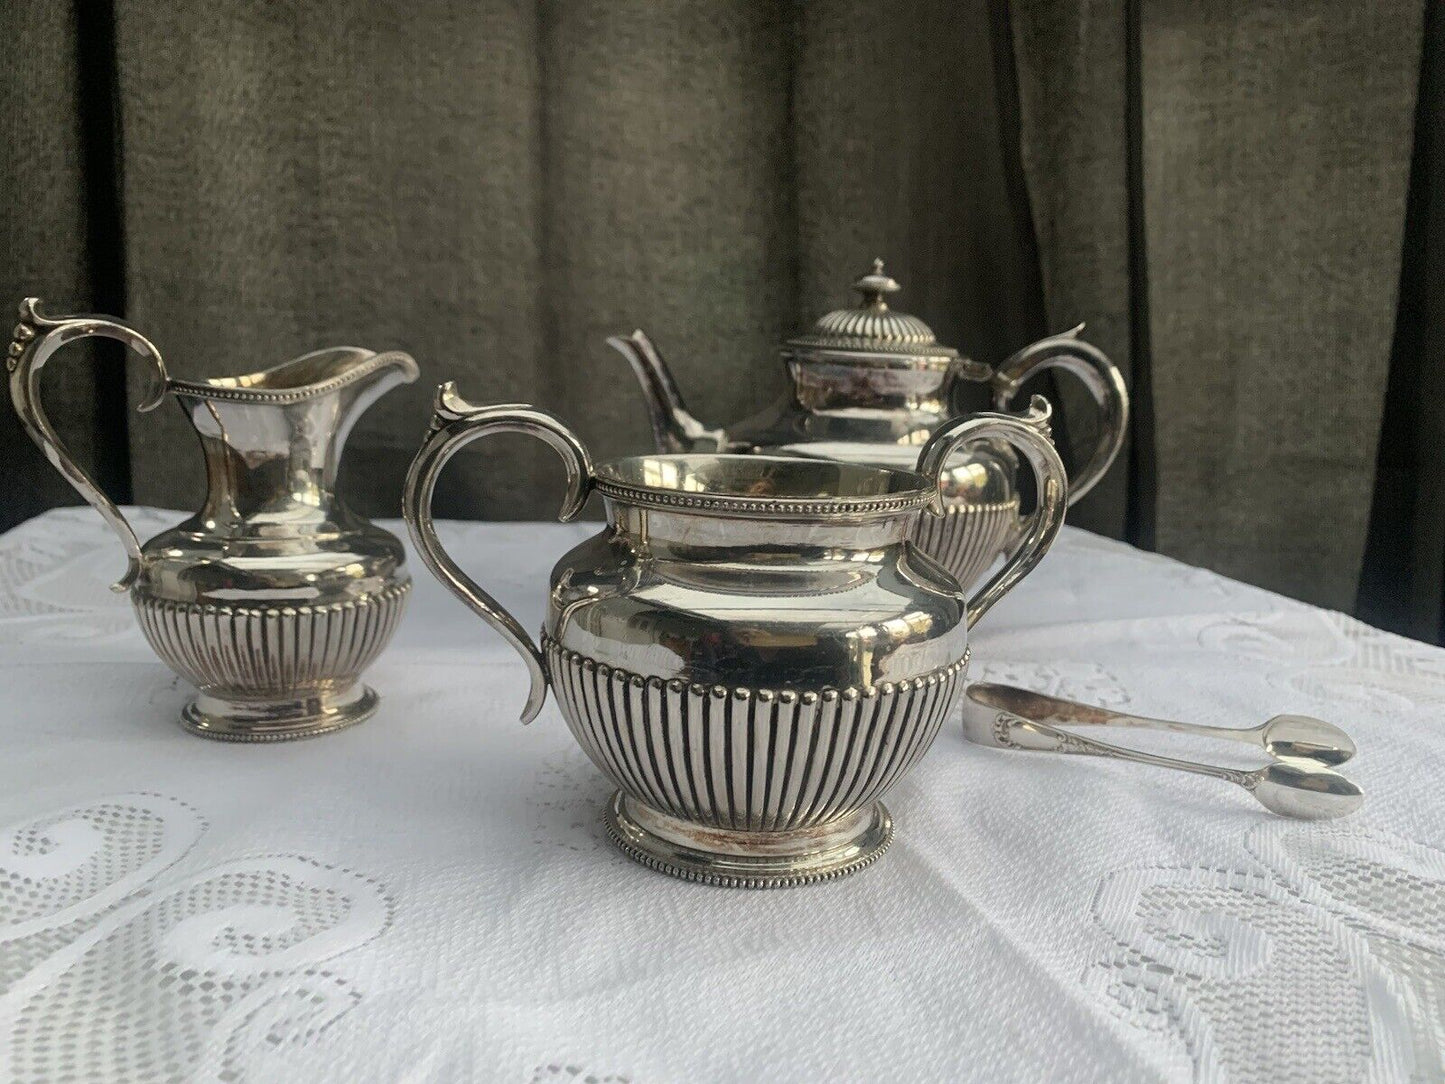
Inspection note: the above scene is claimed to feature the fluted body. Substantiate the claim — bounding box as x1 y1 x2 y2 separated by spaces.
7 299 417 741
133 581 410 737
538 490 973 847
128 350 417 739
403 396 1068 887
910 497 1021 590
545 638 967 836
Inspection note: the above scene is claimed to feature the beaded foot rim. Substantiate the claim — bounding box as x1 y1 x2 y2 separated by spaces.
179 685 379 743
603 793 894 889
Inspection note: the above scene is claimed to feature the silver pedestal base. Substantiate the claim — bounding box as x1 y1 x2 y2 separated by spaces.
180 684 379 742
603 792 893 889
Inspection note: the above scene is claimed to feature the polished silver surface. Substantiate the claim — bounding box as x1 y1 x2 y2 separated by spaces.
7 299 417 740
404 389 1068 886
546 634 967 827
962 683 1364 820
910 497 1020 594
610 259 1128 589
962 683 1356 766
604 794 896 889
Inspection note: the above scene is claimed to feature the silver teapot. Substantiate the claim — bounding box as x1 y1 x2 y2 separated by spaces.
610 259 1127 589
7 300 418 741
403 386 1066 887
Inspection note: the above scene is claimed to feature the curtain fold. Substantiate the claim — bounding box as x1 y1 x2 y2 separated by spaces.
1010 0 1136 541
1 2 127 527
1359 0 1445 644
1141 0 1423 612
2 0 1439 638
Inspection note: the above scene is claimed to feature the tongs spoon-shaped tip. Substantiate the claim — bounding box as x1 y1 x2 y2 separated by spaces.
1252 758 1365 819
1258 714 1356 766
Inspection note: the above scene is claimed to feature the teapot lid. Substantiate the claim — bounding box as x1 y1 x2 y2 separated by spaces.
783 259 961 367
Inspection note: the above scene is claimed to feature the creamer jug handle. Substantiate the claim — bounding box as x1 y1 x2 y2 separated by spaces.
6 299 170 591
991 325 1127 504
916 396 1067 628
402 385 594 723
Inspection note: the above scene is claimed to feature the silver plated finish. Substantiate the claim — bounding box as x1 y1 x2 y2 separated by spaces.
404 388 1067 887
910 498 1021 594
7 299 417 740
962 683 1356 766
604 794 895 889
962 683 1364 819
610 259 1128 589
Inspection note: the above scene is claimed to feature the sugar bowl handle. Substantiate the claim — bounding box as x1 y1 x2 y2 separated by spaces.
7 298 170 592
402 385 595 724
990 325 1127 504
917 395 1067 628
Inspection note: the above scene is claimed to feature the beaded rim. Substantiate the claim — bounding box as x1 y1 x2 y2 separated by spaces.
179 688 379 743
541 636 970 703
592 477 932 519
167 349 418 404
603 799 895 889
780 342 962 368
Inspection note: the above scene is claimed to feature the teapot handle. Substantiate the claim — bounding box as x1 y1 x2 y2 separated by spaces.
402 385 594 724
6 299 170 592
916 395 1067 628
989 324 1128 504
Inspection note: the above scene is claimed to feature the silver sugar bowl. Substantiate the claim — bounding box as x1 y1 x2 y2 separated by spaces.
404 385 1066 887
611 259 1126 590
7 300 418 740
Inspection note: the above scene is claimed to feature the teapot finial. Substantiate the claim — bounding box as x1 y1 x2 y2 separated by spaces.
853 258 901 310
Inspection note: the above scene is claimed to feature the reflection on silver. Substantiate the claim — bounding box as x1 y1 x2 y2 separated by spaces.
404 388 1067 887
7 299 417 740
962 683 1364 820
962 683 1357 766
610 259 1128 589
910 498 1020 592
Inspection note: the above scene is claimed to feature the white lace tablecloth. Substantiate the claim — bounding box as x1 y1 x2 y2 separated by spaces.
1 506 1442 1083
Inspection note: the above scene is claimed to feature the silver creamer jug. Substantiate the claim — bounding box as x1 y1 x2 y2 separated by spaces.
8 300 418 741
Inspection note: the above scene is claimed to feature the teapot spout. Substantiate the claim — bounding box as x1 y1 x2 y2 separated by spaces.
606 329 726 453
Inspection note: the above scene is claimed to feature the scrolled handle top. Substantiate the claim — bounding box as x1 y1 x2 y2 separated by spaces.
428 380 530 426
916 394 1053 516
990 326 1128 505
421 387 594 524
8 299 171 591
403 390 597 721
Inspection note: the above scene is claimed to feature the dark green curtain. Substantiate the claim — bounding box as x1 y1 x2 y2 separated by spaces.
1359 0 1445 645
1 1 129 528
1 0 1437 640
